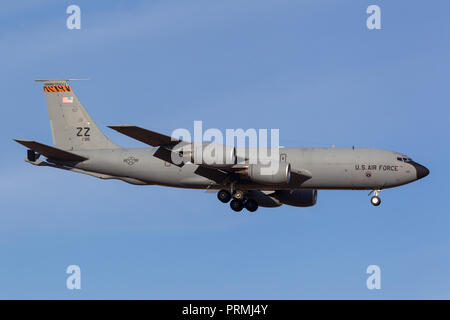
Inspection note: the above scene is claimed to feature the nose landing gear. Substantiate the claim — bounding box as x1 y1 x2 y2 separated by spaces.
369 189 382 206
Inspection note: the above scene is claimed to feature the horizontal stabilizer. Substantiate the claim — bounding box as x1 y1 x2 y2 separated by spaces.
14 139 88 162
108 125 182 147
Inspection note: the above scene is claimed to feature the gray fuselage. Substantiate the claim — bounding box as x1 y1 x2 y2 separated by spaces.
70 147 427 191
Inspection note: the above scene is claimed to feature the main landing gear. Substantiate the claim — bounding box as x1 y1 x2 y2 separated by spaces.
369 189 382 206
217 189 258 212
217 189 232 203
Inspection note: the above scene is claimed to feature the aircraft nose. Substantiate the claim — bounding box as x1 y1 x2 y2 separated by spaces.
410 161 430 180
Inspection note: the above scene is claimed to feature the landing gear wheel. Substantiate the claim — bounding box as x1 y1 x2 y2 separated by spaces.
230 199 244 212
245 199 258 212
233 190 245 200
371 196 381 206
217 189 231 203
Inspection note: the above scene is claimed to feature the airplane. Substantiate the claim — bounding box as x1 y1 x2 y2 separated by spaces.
14 79 429 212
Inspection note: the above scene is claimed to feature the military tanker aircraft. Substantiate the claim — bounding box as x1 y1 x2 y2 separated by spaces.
14 79 429 212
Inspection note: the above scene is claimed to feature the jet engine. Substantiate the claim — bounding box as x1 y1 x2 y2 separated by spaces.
273 190 317 207
180 143 237 168
248 162 291 185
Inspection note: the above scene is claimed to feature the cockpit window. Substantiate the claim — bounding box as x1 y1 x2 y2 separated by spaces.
397 156 412 162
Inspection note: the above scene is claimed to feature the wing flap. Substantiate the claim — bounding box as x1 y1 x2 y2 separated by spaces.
14 139 88 162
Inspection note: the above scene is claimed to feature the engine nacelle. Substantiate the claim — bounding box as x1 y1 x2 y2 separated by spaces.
177 143 236 168
273 190 318 207
248 162 291 185
246 190 282 208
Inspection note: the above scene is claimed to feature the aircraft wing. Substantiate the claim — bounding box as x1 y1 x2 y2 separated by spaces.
109 124 191 167
108 125 312 185
14 139 88 162
289 169 312 186
108 125 183 147
194 166 312 185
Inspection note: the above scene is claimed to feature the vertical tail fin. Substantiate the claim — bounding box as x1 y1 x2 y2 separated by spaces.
35 79 120 151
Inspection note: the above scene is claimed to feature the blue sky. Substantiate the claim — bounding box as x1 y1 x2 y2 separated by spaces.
0 0 449 299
